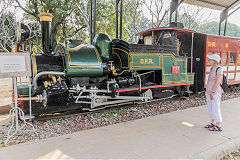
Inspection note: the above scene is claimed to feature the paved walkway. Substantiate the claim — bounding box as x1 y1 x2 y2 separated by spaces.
0 98 240 159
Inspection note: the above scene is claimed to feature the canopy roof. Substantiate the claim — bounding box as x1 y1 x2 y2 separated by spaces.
183 0 240 10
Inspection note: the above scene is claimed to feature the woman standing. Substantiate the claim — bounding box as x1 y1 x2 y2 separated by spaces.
204 54 223 131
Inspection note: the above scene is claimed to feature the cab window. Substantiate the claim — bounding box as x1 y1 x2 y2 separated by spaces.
238 54 240 64
221 52 228 65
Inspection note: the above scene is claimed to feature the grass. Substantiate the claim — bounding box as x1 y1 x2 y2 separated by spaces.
39 121 44 124
223 149 240 160
103 109 126 118
52 119 63 123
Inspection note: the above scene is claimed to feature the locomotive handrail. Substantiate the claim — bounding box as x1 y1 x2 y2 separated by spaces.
33 71 65 88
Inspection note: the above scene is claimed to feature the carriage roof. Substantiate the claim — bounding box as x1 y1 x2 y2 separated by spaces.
136 27 195 37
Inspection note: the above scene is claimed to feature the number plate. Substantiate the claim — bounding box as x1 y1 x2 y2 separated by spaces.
172 66 180 74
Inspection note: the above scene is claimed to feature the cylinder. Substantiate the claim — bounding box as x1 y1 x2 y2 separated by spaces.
38 13 54 55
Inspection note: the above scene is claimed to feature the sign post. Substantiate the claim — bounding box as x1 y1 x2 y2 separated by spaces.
0 52 36 145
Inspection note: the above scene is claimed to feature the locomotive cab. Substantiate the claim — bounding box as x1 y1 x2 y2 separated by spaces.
136 28 195 58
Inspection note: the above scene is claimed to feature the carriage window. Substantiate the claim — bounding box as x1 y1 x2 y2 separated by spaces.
229 53 236 64
221 52 228 65
238 54 240 64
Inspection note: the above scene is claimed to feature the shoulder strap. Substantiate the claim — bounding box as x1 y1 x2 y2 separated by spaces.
216 67 220 75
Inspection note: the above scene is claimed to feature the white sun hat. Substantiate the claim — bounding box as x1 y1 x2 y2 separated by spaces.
207 54 221 63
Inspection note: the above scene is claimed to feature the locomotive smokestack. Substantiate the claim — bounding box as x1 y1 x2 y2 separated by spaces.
38 13 54 55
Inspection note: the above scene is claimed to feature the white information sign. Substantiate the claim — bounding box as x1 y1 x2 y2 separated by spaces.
0 56 26 73
0 52 31 78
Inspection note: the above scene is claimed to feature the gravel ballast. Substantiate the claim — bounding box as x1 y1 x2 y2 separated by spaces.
0 87 240 147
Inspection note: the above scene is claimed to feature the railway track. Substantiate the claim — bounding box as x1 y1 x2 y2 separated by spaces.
35 91 206 121
34 86 240 122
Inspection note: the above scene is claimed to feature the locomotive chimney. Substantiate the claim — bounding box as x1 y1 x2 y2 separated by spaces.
38 13 54 55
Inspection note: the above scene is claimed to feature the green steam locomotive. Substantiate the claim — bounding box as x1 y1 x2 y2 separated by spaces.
17 12 194 115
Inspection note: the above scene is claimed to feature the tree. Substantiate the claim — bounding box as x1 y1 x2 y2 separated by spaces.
16 0 126 44
144 0 169 28
15 0 87 44
0 0 17 52
199 21 240 37
177 5 216 31
123 0 151 42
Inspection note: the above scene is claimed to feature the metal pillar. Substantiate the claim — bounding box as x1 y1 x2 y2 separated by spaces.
93 0 96 39
175 2 178 23
218 21 222 35
223 18 228 36
170 0 178 24
90 0 93 44
190 33 194 73
169 0 183 25
116 0 119 39
219 8 228 35
120 0 123 39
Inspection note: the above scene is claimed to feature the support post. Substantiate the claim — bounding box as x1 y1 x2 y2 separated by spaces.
219 8 228 36
218 22 221 35
14 77 18 130
169 13 172 25
169 0 179 26
90 0 93 44
93 0 96 39
116 0 119 39
224 18 228 36
29 78 32 120
120 0 123 39
175 2 178 23
190 33 194 73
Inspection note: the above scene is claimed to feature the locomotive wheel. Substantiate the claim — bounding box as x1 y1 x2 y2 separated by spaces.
175 86 186 97
109 83 117 98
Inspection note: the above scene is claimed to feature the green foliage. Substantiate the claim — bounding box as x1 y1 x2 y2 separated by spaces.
22 0 148 44
18 0 240 46
0 12 17 51
198 21 240 37
178 13 199 30
23 0 82 43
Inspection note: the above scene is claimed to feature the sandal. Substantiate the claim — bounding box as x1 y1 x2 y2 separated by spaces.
209 126 222 131
204 123 215 128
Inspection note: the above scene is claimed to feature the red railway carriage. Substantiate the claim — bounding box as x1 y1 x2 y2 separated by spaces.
204 35 240 87
190 31 240 91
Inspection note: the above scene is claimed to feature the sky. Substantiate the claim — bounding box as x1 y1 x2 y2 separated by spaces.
3 0 240 27
141 0 240 27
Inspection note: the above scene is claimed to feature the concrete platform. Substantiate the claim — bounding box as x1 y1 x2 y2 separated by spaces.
0 98 240 160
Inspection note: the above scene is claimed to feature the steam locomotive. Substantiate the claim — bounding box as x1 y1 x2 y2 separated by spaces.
17 12 196 115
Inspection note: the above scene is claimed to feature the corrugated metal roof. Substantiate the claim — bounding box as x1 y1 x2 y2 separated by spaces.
183 0 240 10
